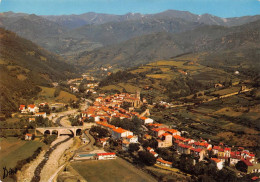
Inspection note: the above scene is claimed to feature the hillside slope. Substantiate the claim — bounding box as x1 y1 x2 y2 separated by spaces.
0 28 76 114
77 20 260 70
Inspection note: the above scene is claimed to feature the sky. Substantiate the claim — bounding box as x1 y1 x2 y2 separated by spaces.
0 0 259 18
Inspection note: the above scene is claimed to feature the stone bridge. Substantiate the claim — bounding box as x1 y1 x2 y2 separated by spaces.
36 123 95 138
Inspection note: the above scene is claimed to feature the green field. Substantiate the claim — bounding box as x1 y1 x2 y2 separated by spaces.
71 158 156 182
0 137 45 180
37 86 78 103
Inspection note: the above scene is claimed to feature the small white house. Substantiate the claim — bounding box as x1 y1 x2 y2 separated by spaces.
27 104 38 113
211 158 224 170
35 112 47 118
141 117 154 124
126 135 138 143
156 158 172 167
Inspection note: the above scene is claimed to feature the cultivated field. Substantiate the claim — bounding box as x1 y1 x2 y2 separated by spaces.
71 158 156 182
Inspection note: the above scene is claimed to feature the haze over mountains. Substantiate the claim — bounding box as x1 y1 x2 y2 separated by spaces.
1 10 260 64
0 9 260 113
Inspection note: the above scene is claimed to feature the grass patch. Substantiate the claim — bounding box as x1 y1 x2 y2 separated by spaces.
117 83 141 93
71 158 156 182
101 85 123 92
37 86 77 103
0 137 45 178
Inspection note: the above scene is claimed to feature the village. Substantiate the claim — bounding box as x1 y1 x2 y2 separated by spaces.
74 89 260 178
6 73 260 181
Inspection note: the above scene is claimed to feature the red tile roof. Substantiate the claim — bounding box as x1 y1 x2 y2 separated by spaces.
251 176 259 181
157 158 172 165
211 158 221 163
147 147 153 151
113 127 127 134
242 159 253 166
178 143 192 149
190 148 202 153
96 152 116 156
28 104 35 108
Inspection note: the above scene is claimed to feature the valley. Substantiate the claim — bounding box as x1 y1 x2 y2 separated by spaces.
0 6 260 182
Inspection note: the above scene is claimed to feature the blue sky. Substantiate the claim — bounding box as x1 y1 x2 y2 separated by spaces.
0 0 259 17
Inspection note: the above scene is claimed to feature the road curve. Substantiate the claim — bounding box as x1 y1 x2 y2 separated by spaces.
75 130 95 153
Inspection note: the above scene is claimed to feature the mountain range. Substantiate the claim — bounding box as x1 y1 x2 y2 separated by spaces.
0 9 260 114
1 10 260 60
77 20 260 70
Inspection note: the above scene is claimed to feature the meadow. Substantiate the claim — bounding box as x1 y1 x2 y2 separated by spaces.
0 137 45 180
71 158 156 182
37 86 77 103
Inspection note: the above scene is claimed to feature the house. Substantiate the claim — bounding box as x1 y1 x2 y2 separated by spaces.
140 117 154 124
156 158 172 167
99 137 109 147
150 151 159 158
144 134 152 140
126 135 138 143
148 123 166 128
251 176 259 181
237 160 260 174
147 147 154 152
27 104 38 113
35 112 47 118
112 127 133 139
211 158 224 170
158 133 172 148
29 118 36 122
190 148 207 161
212 146 221 155
95 153 116 160
167 129 181 136
177 143 192 154
122 140 130 151
25 133 32 141
152 128 167 137
19 105 27 113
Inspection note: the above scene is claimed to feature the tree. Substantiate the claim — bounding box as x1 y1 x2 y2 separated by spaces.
54 87 61 97
236 161 247 173
194 161 206 175
138 151 156 166
128 143 140 153
179 154 194 173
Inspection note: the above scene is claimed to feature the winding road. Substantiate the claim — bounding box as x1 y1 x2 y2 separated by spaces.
76 129 95 153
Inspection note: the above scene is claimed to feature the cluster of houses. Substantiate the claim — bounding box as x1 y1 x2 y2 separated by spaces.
68 74 99 94
19 103 47 118
80 92 259 174
145 123 259 173
19 102 66 120
81 92 152 123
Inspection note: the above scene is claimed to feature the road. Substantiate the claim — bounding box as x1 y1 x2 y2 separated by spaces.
75 129 95 153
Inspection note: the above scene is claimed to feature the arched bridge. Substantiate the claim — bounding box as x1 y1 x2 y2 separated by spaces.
36 123 95 138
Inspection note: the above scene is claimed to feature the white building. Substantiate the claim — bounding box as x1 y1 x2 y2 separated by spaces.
112 127 133 139
95 153 116 160
126 135 138 143
35 112 47 118
211 158 224 170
